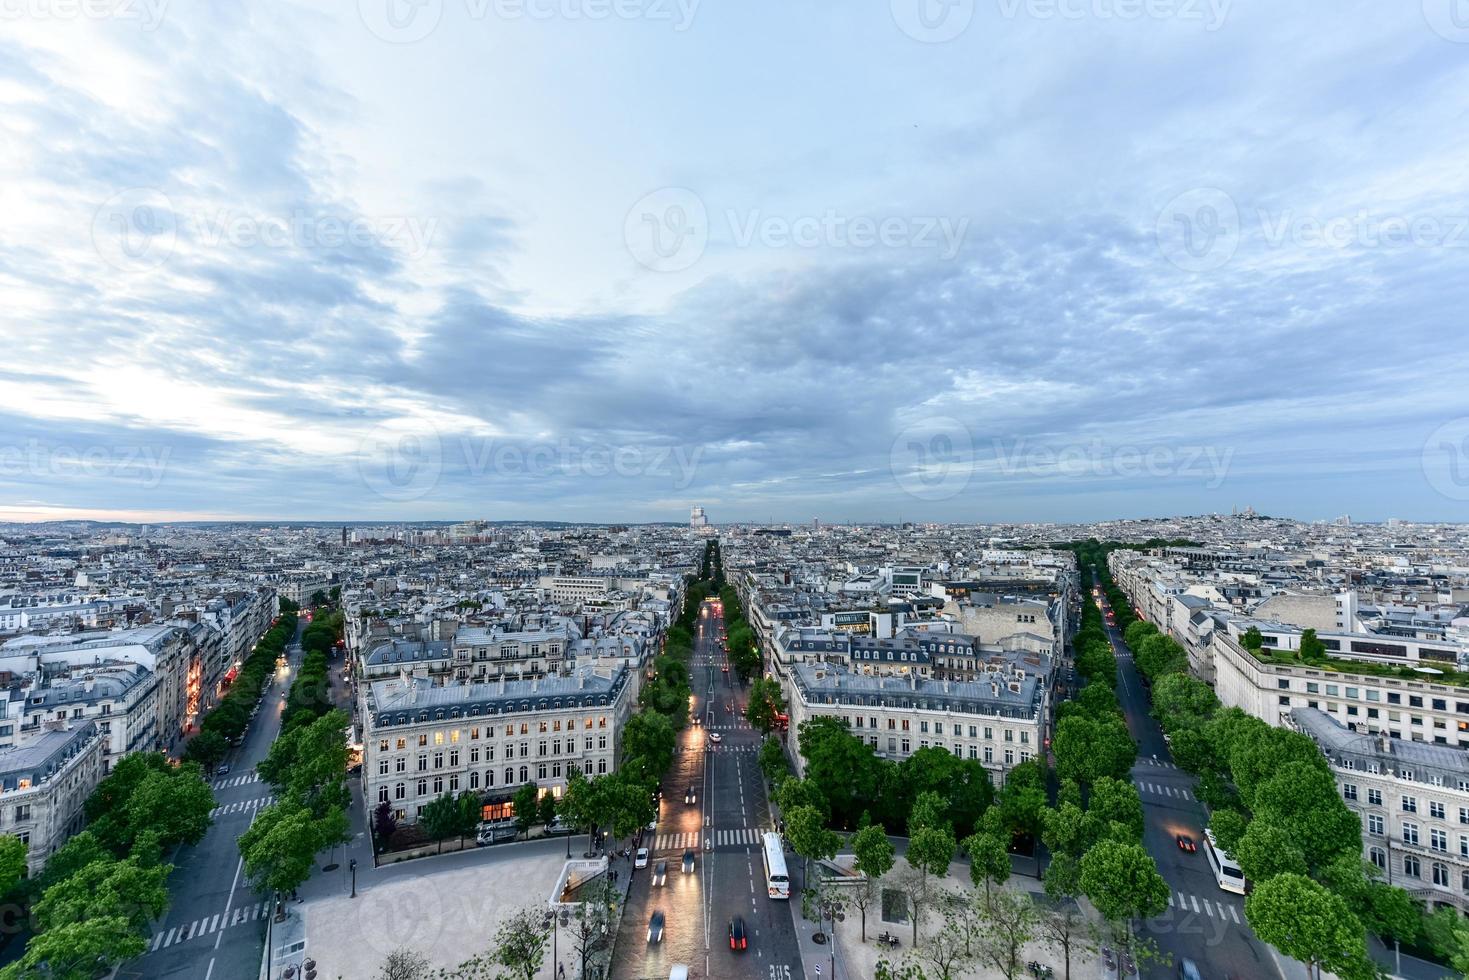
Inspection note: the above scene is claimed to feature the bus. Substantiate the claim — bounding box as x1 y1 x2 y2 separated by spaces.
761 832 790 899
1203 828 1247 894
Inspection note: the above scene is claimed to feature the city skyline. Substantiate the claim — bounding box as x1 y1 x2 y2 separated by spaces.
4 2 1469 522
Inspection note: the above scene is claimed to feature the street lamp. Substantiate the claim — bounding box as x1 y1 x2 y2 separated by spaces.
349 858 358 898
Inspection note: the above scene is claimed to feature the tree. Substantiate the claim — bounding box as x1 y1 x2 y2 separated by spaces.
1245 873 1368 979
0 916 145 980
421 792 461 854
376 948 430 980
901 824 956 945
239 800 331 897
182 729 228 770
1079 841 1169 937
759 735 789 784
1298 628 1327 663
745 677 786 734
621 711 676 783
37 832 106 889
785 805 841 890
457 791 484 846
1241 625 1264 652
1040 803 1097 859
993 759 1049 838
1150 674 1220 734
909 790 949 835
911 890 978 980
1043 852 1082 903
561 768 600 855
566 875 618 978
1088 777 1145 844
900 748 994 838
1053 715 1135 786
797 716 884 829
512 783 541 840
373 801 399 851
33 854 169 936
851 824 895 941
537 790 558 832
961 831 1009 912
1208 809 1249 854
975 889 1040 980
1231 820 1308 883
124 766 215 852
0 835 26 897
491 907 552 980
258 708 351 816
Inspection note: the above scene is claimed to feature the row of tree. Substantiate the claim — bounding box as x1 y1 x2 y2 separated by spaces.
1088 546 1469 978
183 609 300 770
0 752 216 979
282 609 344 734
717 583 764 683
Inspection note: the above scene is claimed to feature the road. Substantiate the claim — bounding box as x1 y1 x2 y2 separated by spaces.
612 598 802 980
1091 586 1293 980
118 616 304 980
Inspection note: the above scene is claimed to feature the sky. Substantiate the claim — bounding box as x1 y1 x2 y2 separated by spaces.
2 0 1468 525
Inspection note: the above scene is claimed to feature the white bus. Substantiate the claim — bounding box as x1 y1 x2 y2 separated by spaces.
1203 828 1247 894
761 832 790 899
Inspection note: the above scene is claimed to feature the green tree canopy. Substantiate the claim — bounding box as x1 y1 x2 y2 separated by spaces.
1079 840 1169 925
1245 873 1369 978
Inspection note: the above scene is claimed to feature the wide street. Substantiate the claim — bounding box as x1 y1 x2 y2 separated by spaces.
611 598 802 980
117 616 305 980
1091 584 1298 980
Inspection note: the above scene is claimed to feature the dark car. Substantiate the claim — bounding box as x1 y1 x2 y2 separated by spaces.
729 916 747 950
647 911 664 944
684 786 697 804
1177 834 1197 853
653 861 667 886
682 849 696 874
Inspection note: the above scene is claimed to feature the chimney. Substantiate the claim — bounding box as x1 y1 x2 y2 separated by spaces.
578 670 585 690
500 675 507 694
909 673 917 690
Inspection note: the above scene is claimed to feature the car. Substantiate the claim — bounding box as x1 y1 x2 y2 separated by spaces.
647 817 658 831
635 847 650 868
692 715 701 726
684 787 697 804
217 764 231 776
682 849 695 874
722 664 729 673
728 916 747 951
709 732 722 743
1177 834 1197 853
653 861 667 886
647 911 665 944
1178 958 1203 980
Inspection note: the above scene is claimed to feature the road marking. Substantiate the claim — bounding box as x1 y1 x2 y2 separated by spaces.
1229 904 1240 923
1190 895 1200 913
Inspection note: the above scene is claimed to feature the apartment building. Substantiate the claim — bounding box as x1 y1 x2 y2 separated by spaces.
0 721 106 874
452 624 577 681
361 663 634 825
786 661 1047 786
1292 707 1469 915
1214 632 1469 749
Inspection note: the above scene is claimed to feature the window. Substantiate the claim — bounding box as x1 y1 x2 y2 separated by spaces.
395 782 405 800
1434 862 1450 887
1343 784 1358 801
1277 679 1290 689
416 779 427 797
1369 789 1383 806
1368 814 1384 836
1388 692 1401 704
378 759 389 776
984 746 993 763
1279 696 1292 706
378 786 389 803
900 738 910 754
1431 801 1446 820
1403 855 1421 878
1432 829 1448 852
1004 748 1015 765
1370 846 1387 870
1403 796 1418 813
1403 822 1420 846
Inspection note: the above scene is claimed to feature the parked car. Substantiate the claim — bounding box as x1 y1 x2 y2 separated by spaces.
635 847 650 869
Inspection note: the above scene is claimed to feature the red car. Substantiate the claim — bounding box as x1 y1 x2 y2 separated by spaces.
1177 834 1197 853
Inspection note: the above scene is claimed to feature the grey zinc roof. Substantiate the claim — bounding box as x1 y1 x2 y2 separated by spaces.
367 663 629 726
1291 706 1469 778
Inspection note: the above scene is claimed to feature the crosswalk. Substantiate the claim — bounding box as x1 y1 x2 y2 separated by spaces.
1135 758 1179 770
212 772 260 789
1136 781 1193 801
149 899 272 952
651 828 763 851
210 795 274 818
1165 890 1242 924
677 744 756 754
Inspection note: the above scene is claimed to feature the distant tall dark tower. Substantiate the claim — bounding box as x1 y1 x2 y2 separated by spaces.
342 526 349 547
